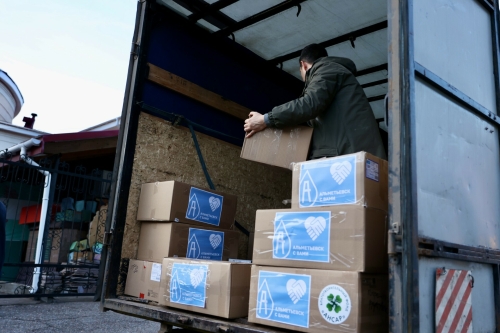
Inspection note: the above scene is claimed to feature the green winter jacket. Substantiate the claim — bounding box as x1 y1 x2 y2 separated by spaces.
267 56 387 160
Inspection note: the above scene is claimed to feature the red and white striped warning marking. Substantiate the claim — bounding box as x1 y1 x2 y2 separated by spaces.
435 268 473 333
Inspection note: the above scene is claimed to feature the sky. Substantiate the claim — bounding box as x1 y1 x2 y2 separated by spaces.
1 0 138 133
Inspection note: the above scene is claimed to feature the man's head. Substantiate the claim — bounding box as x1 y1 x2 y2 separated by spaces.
299 44 328 81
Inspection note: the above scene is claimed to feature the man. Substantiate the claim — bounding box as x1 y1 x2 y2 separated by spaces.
244 44 387 160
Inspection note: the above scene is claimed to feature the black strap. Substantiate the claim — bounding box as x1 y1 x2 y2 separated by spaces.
187 122 250 237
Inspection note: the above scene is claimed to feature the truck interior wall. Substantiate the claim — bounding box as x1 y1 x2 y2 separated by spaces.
142 6 304 146
116 112 292 295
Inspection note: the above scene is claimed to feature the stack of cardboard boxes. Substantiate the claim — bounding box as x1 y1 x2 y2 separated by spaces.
248 152 389 333
125 180 251 318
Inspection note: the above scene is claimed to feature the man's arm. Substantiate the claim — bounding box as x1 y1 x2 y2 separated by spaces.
267 63 342 128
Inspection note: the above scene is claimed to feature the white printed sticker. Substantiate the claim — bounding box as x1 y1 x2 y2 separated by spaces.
150 263 162 282
318 284 352 324
365 159 379 182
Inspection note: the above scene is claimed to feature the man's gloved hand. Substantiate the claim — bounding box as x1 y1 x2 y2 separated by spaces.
244 111 267 138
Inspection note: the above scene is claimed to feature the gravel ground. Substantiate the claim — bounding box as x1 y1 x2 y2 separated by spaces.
0 297 162 333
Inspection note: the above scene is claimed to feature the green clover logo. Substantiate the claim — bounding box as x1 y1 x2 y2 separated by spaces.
326 293 342 313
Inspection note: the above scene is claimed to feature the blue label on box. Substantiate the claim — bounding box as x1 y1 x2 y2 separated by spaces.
169 263 208 308
256 271 311 328
186 228 224 261
186 187 223 226
299 155 356 207
273 211 330 263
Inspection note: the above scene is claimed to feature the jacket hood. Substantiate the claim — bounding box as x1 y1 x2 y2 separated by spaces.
314 56 357 75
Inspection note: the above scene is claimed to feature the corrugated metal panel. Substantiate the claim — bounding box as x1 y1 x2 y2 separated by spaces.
414 0 496 114
232 0 386 61
219 0 282 21
281 29 387 80
414 77 500 248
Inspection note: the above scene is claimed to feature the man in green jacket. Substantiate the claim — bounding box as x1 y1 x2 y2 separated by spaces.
244 44 387 160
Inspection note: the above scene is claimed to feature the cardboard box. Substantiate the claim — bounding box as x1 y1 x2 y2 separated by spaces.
291 151 388 212
124 259 162 302
252 205 387 272
136 181 237 229
25 228 86 263
159 258 251 318
137 222 239 263
240 126 314 169
248 265 388 333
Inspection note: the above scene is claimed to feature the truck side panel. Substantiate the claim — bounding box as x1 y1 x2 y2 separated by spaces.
413 0 497 114
414 77 500 248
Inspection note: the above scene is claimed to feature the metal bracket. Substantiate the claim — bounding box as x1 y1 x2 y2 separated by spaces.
388 222 401 255
176 316 192 325
217 325 232 333
349 35 356 48
131 42 141 59
103 230 113 246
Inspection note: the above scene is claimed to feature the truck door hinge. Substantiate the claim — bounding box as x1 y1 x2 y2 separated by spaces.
388 222 401 255
103 230 113 246
131 42 140 58
391 222 400 234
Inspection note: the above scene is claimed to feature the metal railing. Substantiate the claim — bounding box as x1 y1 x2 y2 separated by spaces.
0 155 112 298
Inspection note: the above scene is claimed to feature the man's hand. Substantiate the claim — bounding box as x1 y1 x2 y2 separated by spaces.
244 111 267 138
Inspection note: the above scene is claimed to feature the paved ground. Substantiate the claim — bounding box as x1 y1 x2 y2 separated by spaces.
0 296 162 333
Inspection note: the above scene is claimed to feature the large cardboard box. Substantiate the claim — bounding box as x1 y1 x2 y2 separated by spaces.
137 222 239 263
124 259 162 302
248 265 388 333
252 206 387 272
136 181 237 230
292 151 388 212
159 258 251 318
240 126 314 169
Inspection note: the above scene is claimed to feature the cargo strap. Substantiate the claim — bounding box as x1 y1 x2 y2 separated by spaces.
137 102 249 237
187 123 250 237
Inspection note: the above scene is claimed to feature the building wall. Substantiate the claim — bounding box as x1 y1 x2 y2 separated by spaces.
117 112 293 293
0 131 33 151
0 81 16 123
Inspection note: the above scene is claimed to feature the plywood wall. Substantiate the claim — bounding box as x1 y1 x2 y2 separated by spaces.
117 113 292 292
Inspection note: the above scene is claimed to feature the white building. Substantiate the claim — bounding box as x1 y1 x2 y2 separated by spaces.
0 69 47 151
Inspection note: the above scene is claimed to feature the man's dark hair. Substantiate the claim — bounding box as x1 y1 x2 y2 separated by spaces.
299 44 328 64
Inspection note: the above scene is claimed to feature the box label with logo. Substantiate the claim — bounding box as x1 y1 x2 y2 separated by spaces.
170 263 208 308
256 271 311 328
365 159 379 182
299 155 356 207
186 187 224 226
186 228 224 261
273 211 331 263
